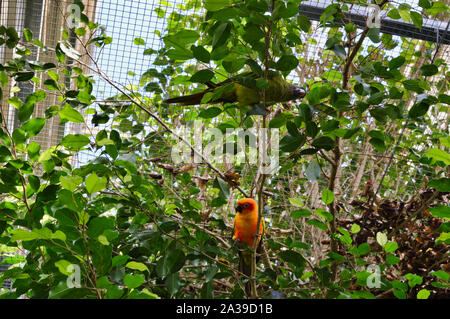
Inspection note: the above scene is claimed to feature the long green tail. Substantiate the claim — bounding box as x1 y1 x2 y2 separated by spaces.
163 92 207 106
239 250 252 297
238 240 263 297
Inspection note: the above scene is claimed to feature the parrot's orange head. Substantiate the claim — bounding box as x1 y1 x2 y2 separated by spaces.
236 198 257 214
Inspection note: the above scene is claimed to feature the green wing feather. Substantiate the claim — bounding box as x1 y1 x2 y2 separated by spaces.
164 70 303 106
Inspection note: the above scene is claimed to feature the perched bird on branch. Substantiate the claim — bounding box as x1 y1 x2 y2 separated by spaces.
163 71 306 107
233 198 265 297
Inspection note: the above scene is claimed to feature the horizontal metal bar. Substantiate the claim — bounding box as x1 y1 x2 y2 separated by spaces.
299 0 450 45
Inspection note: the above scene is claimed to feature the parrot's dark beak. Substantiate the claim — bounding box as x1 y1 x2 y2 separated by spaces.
236 205 243 213
294 86 307 99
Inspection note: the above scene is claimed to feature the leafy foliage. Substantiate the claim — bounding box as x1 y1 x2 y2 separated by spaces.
0 0 448 299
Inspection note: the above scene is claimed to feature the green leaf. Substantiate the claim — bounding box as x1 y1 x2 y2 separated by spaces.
427 1 449 16
59 175 83 192
286 121 299 137
156 248 186 277
198 106 222 118
10 227 65 242
356 243 370 256
322 70 342 82
291 209 312 218
405 273 423 288
403 79 424 93
425 148 450 165
306 219 328 230
28 175 40 192
163 30 198 60
393 289 406 299
409 101 430 118
203 0 231 11
389 56 406 69
436 232 450 244
191 45 210 63
204 265 218 282
276 55 299 72
106 285 124 299
428 206 450 220
417 289 430 299
386 254 400 265
124 273 145 289
126 261 149 272
23 28 33 41
243 24 264 44
367 28 381 43
278 250 306 268
166 48 193 60
384 241 398 253
387 9 401 19
112 255 130 267
327 252 345 261
410 11 423 29
325 37 346 59
59 104 85 123
321 189 334 205
14 72 34 82
214 176 229 199
392 280 408 292
60 134 90 149
351 224 360 234
269 115 286 128
133 37 145 45
44 79 59 91
312 136 335 150
96 276 112 289
276 1 298 18
279 133 305 152
32 228 53 240
367 92 385 105
10 229 39 241
242 59 261 76
419 64 438 76
289 197 304 207
21 118 45 138
165 273 181 296
18 90 47 122
87 217 114 239
315 208 333 222
369 138 386 152
75 27 86 37
297 15 311 33
190 69 214 83
212 22 230 48
85 172 107 194
431 270 450 282
55 260 73 276
418 0 432 9
398 3 411 22
440 136 450 147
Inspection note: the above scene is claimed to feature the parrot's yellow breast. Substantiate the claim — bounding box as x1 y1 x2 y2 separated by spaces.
234 83 261 106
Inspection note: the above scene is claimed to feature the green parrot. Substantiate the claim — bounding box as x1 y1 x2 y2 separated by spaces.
163 70 306 107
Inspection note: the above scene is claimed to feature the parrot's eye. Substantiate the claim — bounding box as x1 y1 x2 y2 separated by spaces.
243 203 249 208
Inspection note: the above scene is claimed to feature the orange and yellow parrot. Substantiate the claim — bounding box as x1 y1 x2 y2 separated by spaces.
233 198 265 296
